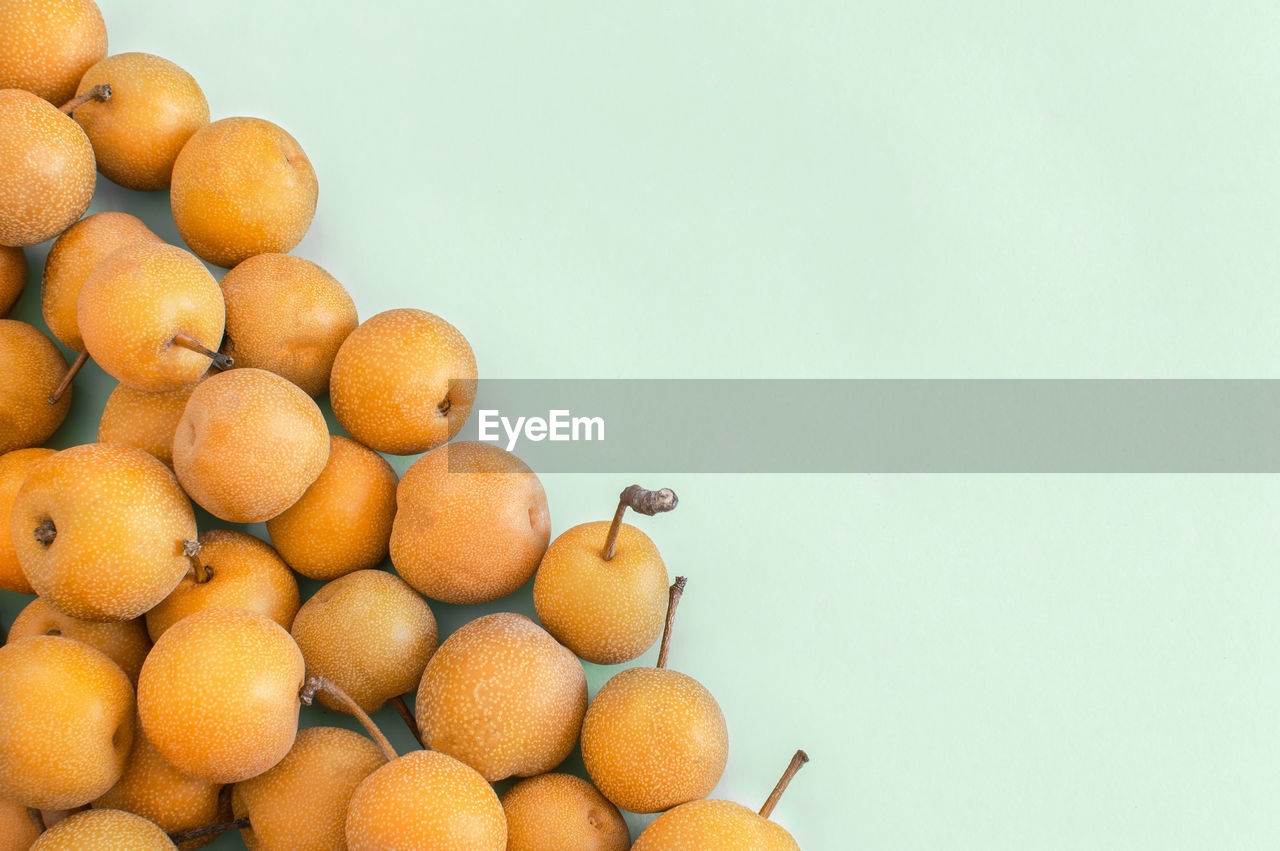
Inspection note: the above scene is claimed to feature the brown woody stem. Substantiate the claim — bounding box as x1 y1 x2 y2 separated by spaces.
300 675 397 762
391 694 425 748
182 540 209 583
27 807 44 834
49 350 88 404
655 576 686 669
33 520 55 546
759 749 809 818
172 333 234 369
168 817 250 844
59 84 110 114
602 485 678 561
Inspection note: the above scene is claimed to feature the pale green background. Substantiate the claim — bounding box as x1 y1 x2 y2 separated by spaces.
5 1 1280 848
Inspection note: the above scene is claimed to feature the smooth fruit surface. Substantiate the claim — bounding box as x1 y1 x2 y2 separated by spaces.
0 88 94 246
266 435 396 580
219 253 357 396
137 607 304 784
0 244 24 316
173 367 330 523
501 773 629 851
0 636 134 810
11 443 196 621
631 799 800 850
97 381 201 468
30 809 176 850
0 0 106 104
170 117 317 267
415 613 587 782
329 308 477 455
9 597 150 684
390 441 550 604
72 52 209 191
0 320 70 453
0 447 53 593
0 788 42 850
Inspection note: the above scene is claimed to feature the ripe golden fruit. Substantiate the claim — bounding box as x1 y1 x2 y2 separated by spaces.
145 528 300 642
0 447 53 593
266 435 396 580
9 597 150 684
290 570 437 716
0 0 106 105
0 320 70 453
218 253 357 397
415 613 587 782
0 636 134 810
11 443 196 621
171 117 317 268
0 788 42 850
390 442 550 604
500 773 629 851
534 521 669 664
71 52 209 191
137 607 304 784
0 89 94 246
0 244 24 316
344 750 505 851
173 368 330 522
232 726 386 851
97 380 200 468
30 809 176 850
77 242 224 392
632 799 798 850
329 308 476 455
41 211 161 353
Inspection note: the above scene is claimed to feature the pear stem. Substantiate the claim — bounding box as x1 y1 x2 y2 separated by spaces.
33 520 55 546
300 675 398 763
602 485 678 561
59 84 110 114
759 749 809 818
168 817 250 843
172 333 234 369
655 576 687 669
48 350 88 404
391 695 425 748
27 808 44 834
185 542 210 584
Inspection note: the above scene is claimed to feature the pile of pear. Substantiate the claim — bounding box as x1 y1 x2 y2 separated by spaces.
0 0 810 849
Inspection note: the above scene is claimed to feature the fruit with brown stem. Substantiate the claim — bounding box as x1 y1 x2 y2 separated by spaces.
631 750 809 850
0 0 106 105
390 441 550 604
172 368 329 523
500 773 629 851
69 52 208 191
77 241 229 392
580 577 729 813
266 435 396 580
30 809 175 850
97 380 201 468
0 636 134 810
145 529 300 642
9 598 149 684
0 447 53 593
0 245 24 316
0 88 95 247
415 612 587 782
329 308 477 455
0 321 71 453
170 117 317 268
534 484 676 665
10 443 196 621
218 253 358 397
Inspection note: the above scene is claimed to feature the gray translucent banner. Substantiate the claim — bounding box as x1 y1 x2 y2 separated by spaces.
446 380 1280 472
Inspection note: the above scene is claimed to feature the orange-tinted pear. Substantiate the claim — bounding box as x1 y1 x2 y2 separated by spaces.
97 380 201 468
0 788 42 850
501 773 629 851
30 809 175 850
218 254 357 396
145 529 300 642
170 117 317 267
10 443 196 621
0 447 53 593
0 321 70 452
0 636 134 810
415 613 586 782
0 89 94 246
390 442 549 604
266 436 396 580
137 608 304 784
9 598 149 684
172 368 329 523
0 244 24 316
70 52 208 191
0 0 106 105
329 308 476 455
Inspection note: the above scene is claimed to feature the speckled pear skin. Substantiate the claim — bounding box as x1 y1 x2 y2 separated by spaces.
137 608 304 785
500 773 630 851
98 380 202 469
0 787 43 849
0 321 71 453
344 750 506 851
0 447 54 593
0 636 135 811
9 597 150 685
0 244 25 316
632 799 800 850
0 89 94 247
232 726 386 851
10 443 196 621
415 613 587 782
0 0 106 105
30 808 177 850
580 667 729 814
72 52 209 191
41 211 161 351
